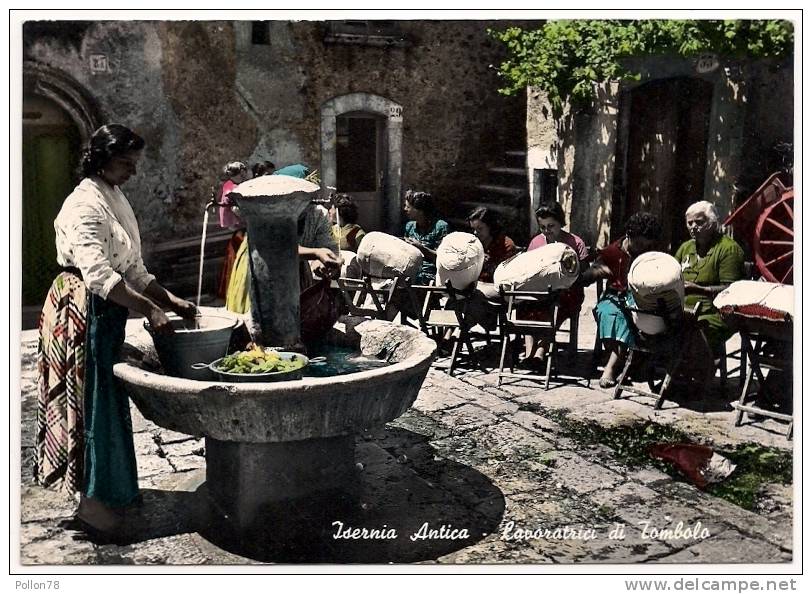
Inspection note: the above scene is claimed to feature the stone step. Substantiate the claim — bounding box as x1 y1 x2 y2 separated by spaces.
476 183 527 198
488 166 526 177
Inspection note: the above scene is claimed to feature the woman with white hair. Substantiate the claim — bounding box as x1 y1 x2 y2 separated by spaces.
674 200 745 354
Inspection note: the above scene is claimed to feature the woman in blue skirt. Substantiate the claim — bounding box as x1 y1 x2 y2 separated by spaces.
36 124 197 536
580 212 661 388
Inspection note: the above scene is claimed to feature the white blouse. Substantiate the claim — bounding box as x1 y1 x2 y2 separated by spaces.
54 176 155 299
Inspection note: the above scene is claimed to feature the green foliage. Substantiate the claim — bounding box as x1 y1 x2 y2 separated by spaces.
490 20 794 114
528 405 792 511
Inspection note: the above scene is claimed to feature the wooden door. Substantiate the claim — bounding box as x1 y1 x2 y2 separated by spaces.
22 96 80 306
336 112 385 233
622 78 713 251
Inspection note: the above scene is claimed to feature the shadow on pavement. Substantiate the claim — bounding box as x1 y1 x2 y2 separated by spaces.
197 426 506 563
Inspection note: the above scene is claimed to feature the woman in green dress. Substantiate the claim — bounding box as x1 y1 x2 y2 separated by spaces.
675 201 746 352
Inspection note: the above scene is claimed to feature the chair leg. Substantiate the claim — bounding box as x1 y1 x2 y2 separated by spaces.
654 353 682 410
568 314 579 357
544 345 554 390
447 337 461 376
734 338 754 427
497 334 510 386
717 342 728 396
613 350 634 399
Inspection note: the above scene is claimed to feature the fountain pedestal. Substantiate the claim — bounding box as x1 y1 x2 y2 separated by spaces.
205 435 357 532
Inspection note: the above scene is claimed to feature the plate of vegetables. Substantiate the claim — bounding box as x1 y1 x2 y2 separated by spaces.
197 345 309 383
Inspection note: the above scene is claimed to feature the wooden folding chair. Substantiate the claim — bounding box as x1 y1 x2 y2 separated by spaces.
496 283 560 389
334 272 405 320
733 329 793 440
612 302 700 409
411 281 488 376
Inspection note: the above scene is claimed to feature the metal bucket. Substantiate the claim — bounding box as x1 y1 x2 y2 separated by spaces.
145 313 240 381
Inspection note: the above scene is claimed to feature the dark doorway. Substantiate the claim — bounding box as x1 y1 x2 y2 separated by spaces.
22 94 81 306
616 77 713 252
336 112 385 232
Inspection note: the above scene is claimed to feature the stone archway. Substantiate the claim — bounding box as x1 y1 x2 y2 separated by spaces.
23 61 102 142
320 93 403 234
22 62 101 308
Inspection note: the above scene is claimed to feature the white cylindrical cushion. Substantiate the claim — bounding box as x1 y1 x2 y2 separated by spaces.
713 280 794 318
435 232 485 289
631 311 668 335
628 252 684 315
356 232 423 280
340 250 362 279
494 243 579 292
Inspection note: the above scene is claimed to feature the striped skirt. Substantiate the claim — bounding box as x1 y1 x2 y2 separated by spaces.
35 271 88 497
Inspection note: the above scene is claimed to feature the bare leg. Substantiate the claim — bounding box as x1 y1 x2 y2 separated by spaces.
533 336 550 362
524 334 535 359
599 340 626 387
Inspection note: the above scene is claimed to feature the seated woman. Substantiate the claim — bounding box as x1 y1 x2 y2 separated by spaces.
252 160 276 178
329 193 366 252
459 207 517 332
468 207 517 283
520 201 590 368
580 212 661 388
675 200 745 377
402 190 449 285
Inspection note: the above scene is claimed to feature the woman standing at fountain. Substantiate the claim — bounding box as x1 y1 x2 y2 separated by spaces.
36 124 198 535
216 161 251 300
225 164 342 315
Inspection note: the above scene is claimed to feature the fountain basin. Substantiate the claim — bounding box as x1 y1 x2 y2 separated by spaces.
115 316 436 533
116 318 435 443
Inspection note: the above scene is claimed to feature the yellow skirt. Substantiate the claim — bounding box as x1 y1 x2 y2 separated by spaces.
225 238 251 314
225 237 317 315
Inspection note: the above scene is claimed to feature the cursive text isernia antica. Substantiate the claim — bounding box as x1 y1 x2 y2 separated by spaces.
331 521 470 541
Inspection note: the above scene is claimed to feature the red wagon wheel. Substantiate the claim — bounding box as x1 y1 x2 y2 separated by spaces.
754 190 794 284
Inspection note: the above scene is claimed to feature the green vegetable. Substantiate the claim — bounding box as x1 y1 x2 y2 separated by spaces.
216 346 306 374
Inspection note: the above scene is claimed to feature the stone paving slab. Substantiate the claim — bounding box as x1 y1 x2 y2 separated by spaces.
16 324 794 566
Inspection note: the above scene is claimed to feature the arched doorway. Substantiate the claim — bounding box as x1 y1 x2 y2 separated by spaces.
22 63 100 308
22 95 81 306
321 93 403 234
615 77 714 251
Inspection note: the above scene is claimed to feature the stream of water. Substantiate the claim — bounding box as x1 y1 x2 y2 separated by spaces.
196 209 209 310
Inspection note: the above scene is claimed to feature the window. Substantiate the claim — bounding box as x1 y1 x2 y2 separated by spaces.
324 20 409 47
533 169 559 205
252 21 270 45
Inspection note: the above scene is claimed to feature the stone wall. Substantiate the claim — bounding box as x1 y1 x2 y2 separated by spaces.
23 19 528 252
526 55 794 248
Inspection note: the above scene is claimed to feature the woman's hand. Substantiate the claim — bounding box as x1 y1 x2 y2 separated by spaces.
170 297 198 320
404 237 425 251
312 248 342 279
683 280 706 294
147 307 174 335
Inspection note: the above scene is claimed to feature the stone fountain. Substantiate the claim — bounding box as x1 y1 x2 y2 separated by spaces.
113 176 436 539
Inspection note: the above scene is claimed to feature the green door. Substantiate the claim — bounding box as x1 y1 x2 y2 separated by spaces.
22 127 79 306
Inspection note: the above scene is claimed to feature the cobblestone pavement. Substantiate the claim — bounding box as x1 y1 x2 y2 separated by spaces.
17 298 794 566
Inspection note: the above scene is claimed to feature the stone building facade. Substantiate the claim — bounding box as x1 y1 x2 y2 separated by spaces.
526 55 794 251
22 19 529 304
